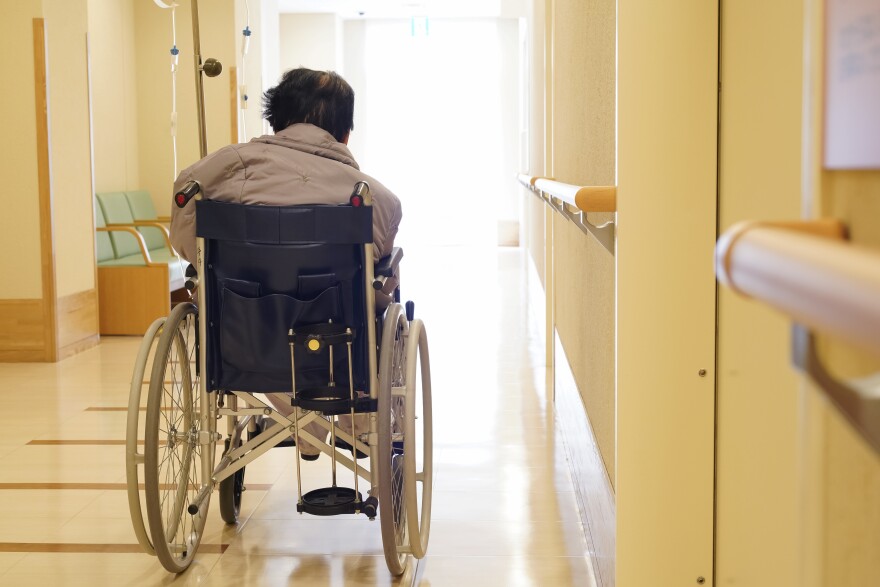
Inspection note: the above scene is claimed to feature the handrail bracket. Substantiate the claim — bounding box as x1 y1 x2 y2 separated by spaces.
792 324 880 454
556 199 615 253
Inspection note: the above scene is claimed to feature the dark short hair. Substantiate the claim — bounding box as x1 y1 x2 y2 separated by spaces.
262 68 354 142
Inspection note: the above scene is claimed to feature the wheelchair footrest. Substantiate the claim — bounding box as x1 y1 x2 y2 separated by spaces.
293 388 378 416
298 486 363 516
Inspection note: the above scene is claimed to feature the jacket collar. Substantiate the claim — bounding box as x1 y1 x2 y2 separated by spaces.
253 123 360 170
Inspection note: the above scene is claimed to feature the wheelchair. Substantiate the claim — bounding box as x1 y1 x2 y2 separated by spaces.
125 182 433 575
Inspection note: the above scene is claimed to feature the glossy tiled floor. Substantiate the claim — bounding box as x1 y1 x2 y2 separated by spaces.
0 247 596 586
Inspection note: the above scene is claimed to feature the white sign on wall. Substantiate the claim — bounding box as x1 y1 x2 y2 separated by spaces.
824 0 880 169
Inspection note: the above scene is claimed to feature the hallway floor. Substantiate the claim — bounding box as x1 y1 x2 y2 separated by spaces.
0 247 596 586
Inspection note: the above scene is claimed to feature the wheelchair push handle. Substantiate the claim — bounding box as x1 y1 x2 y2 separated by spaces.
349 181 371 207
174 180 201 208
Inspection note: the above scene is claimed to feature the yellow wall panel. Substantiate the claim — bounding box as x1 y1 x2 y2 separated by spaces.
549 0 616 485
550 0 614 187
822 402 880 585
45 0 95 297
0 3 45 299
527 193 545 285
554 214 615 483
715 0 805 584
617 1 718 583
134 0 236 217
88 0 140 193
798 0 880 582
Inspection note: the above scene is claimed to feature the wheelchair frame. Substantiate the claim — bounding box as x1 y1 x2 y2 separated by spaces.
126 187 432 576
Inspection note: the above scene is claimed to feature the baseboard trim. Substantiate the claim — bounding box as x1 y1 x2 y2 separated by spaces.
58 334 100 361
0 299 48 362
57 289 99 357
555 333 616 587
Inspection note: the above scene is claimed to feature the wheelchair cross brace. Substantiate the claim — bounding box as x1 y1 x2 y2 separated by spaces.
211 393 373 486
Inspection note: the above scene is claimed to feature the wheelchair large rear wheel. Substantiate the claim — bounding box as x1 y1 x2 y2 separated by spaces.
402 317 433 559
377 304 433 575
126 317 166 556
144 302 214 573
377 304 408 575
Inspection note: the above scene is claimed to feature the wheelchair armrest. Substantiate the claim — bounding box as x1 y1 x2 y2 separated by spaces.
374 247 403 278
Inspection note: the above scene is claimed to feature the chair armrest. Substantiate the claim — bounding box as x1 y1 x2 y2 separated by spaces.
132 220 175 253
156 215 171 223
96 226 159 266
375 247 403 277
108 221 176 255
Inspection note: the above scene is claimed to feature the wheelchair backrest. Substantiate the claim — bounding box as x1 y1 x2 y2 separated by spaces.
195 200 373 394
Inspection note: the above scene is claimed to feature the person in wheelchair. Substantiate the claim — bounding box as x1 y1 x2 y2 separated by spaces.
169 67 402 459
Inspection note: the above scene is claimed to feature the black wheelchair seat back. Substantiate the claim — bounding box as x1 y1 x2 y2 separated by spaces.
196 200 373 394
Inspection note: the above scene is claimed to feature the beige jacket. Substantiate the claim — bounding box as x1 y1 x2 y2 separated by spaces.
170 123 402 265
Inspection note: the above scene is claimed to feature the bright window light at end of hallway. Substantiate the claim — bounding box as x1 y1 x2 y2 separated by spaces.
355 17 520 248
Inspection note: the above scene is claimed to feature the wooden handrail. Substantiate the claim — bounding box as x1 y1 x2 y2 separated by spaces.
517 173 617 252
534 178 617 213
716 220 880 355
517 174 540 188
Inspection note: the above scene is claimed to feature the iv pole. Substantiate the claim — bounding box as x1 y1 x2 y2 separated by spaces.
190 0 223 159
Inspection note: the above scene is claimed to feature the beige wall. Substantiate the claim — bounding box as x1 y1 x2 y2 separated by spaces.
279 14 343 75
0 2 45 300
616 2 718 584
260 0 280 96
89 0 236 211
548 0 616 482
342 19 367 163
718 1 880 584
715 1 804 584
133 0 236 216
525 0 545 281
87 0 139 194
45 0 94 298
234 0 264 142
801 1 880 584
1 1 98 359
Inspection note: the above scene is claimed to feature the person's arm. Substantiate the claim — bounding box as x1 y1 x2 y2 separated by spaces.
371 185 402 306
371 184 402 262
169 148 246 264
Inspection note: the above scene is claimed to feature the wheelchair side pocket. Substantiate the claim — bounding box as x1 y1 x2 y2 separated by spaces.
219 286 342 376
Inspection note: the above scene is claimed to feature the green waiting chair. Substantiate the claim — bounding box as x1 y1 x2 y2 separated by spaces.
94 194 186 335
